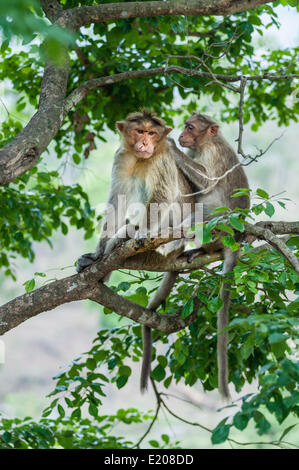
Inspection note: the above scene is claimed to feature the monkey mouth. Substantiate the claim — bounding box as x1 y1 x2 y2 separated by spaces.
136 150 152 158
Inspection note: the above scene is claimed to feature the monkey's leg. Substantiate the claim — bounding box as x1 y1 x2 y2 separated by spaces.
217 247 239 401
103 223 137 256
140 271 178 393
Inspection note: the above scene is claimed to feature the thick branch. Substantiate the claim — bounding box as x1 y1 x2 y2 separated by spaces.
39 0 62 23
58 1 275 30
0 221 298 336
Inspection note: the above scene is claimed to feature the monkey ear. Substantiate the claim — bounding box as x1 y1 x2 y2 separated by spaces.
165 127 172 136
207 124 219 137
116 121 125 133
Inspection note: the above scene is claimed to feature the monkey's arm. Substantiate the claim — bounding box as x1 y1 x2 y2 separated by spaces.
76 163 126 272
168 139 210 191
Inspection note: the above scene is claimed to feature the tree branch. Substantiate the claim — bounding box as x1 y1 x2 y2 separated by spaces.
245 222 299 274
64 67 299 114
39 0 62 23
1 221 298 336
57 1 275 31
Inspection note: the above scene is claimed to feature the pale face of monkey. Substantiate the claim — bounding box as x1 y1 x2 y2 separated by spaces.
179 114 219 150
117 120 172 159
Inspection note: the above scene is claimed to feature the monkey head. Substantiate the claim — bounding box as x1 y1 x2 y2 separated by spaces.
117 110 172 159
179 112 219 150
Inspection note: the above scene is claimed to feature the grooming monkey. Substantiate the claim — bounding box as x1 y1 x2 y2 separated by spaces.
173 112 250 399
76 110 197 392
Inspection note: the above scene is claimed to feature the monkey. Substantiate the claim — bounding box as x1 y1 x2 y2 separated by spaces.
172 112 250 400
76 110 197 393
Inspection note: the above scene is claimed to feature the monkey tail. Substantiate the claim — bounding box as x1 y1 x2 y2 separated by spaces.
217 247 239 401
140 325 152 393
140 271 178 393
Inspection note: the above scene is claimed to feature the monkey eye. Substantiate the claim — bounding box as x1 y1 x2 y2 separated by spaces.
188 124 194 130
148 131 156 136
137 129 144 134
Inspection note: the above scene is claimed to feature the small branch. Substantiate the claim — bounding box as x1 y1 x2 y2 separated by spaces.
236 76 248 158
154 386 298 448
65 67 299 115
245 222 299 275
133 378 162 449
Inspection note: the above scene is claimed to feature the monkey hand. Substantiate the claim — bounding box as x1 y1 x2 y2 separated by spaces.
76 252 100 273
134 229 148 246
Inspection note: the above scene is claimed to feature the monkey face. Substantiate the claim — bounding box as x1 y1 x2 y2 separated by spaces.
179 119 199 150
179 114 219 149
118 119 172 159
131 125 161 158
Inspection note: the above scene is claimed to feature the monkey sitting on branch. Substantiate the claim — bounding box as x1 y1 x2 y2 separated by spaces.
171 112 250 399
76 109 200 393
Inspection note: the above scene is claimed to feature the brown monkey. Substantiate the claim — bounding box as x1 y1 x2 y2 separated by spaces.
174 112 249 400
76 110 196 392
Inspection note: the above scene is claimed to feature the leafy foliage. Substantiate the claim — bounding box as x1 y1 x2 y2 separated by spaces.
0 411 148 449
0 167 97 279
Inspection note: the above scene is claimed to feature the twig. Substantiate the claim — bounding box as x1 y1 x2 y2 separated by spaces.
245 223 299 275
236 76 248 158
133 380 162 449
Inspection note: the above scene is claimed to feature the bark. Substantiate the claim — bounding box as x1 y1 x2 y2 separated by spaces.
58 1 275 31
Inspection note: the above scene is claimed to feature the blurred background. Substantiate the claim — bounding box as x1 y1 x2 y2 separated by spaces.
0 5 298 448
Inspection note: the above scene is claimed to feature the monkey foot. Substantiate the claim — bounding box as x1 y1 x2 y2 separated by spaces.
184 248 205 263
76 252 99 273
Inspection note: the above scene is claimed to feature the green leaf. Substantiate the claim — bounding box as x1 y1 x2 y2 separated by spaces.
209 207 229 215
118 282 131 291
221 236 240 252
228 215 244 232
71 408 81 420
72 153 81 165
119 366 132 377
211 425 230 444
264 202 275 217
23 278 35 292
233 412 249 431
88 402 98 417
202 227 213 244
181 299 194 319
57 404 65 418
163 376 172 389
149 439 160 448
116 375 128 389
157 355 167 368
1 431 12 443
241 334 255 359
269 332 285 344
279 424 298 442
151 364 166 382
217 223 234 235
256 188 269 199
